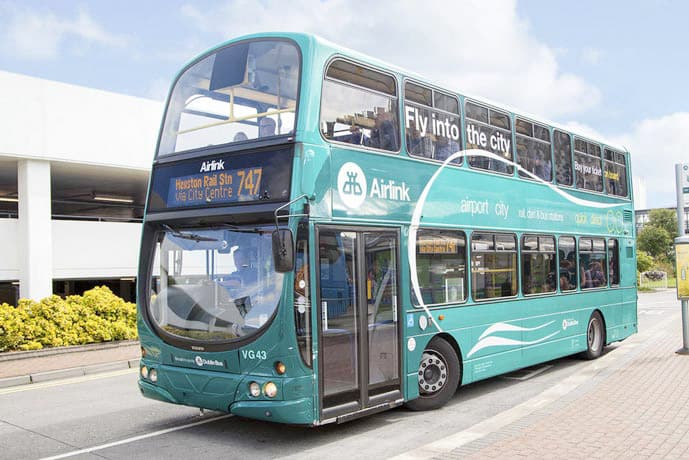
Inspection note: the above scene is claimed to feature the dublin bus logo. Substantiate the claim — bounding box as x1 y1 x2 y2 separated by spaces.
343 171 363 195
337 162 367 209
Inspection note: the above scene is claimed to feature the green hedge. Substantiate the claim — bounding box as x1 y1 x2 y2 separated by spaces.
0 286 137 352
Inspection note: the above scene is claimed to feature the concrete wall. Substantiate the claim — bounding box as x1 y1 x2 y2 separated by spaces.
0 70 162 169
52 221 142 279
0 219 19 280
0 219 142 281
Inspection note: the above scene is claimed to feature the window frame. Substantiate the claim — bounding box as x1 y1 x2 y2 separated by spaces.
464 100 515 176
515 117 553 183
573 137 605 193
403 79 462 166
553 130 574 187
603 148 629 198
319 56 401 154
578 236 608 290
412 228 468 307
558 235 578 292
470 231 518 301
521 234 557 296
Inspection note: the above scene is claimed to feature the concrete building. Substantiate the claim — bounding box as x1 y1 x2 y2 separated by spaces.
0 71 163 305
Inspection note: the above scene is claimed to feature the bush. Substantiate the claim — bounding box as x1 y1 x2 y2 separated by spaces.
0 286 137 352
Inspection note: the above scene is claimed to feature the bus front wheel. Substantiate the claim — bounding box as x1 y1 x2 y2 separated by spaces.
405 337 460 411
582 311 605 360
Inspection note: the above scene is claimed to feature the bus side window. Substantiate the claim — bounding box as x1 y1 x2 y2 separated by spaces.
471 232 517 300
321 59 400 153
604 149 628 197
558 236 577 291
413 229 467 306
465 102 514 175
521 235 556 295
608 238 620 286
579 237 607 289
404 82 461 164
574 139 604 193
554 130 573 186
516 119 552 182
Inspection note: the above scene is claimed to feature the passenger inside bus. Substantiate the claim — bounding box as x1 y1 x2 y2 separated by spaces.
346 125 368 145
369 111 398 151
435 136 460 161
259 117 276 137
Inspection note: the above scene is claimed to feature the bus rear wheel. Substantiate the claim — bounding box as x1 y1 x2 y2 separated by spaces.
405 337 460 411
582 311 605 360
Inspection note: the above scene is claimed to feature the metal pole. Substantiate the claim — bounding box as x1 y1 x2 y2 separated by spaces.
680 300 689 354
675 164 689 354
677 164 687 238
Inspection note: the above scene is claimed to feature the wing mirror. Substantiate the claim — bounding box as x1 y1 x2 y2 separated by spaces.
272 229 294 273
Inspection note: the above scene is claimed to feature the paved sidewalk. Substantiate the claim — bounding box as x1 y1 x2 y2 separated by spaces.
0 340 140 388
455 311 689 460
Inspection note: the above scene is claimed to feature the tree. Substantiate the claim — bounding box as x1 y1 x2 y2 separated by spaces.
636 250 654 273
637 225 672 260
647 208 678 239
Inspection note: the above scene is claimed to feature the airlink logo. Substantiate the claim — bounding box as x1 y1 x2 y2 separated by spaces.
337 162 411 209
200 159 225 172
194 356 225 368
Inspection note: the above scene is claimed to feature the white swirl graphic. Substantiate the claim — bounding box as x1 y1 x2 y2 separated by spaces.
409 148 625 333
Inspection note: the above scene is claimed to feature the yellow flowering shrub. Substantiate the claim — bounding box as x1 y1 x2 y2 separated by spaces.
0 286 137 352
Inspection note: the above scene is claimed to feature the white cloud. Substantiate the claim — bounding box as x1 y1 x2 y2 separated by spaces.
612 113 689 209
0 5 129 60
179 0 600 119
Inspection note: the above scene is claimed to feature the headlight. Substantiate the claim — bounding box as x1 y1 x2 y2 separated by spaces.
249 381 261 397
149 368 158 383
140 366 149 379
263 381 278 398
275 361 286 375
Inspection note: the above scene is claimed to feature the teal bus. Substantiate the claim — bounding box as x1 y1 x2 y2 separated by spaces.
137 32 637 425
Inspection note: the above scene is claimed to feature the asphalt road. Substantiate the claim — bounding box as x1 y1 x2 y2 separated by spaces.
0 290 679 460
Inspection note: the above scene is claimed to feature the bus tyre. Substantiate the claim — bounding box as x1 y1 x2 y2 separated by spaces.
582 311 605 360
405 337 460 411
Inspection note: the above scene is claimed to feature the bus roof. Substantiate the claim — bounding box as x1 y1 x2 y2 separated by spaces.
181 31 629 155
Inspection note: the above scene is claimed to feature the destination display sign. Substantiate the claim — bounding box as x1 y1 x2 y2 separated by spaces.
418 239 458 254
148 148 292 212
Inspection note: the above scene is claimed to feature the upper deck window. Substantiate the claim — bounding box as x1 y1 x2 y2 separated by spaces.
465 102 514 175
158 39 300 156
604 149 628 197
554 130 573 186
404 82 461 164
516 118 552 182
321 60 399 152
574 138 603 192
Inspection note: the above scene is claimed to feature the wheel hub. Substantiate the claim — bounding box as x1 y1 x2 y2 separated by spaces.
418 352 447 395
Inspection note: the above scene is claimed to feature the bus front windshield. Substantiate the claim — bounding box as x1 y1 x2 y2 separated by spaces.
149 226 284 343
158 39 300 156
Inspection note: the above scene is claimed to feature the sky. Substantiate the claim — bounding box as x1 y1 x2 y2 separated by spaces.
1 0 687 209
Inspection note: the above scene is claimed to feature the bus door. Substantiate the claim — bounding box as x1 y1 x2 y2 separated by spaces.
316 227 402 420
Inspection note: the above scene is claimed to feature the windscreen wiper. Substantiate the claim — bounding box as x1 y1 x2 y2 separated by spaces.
162 224 218 242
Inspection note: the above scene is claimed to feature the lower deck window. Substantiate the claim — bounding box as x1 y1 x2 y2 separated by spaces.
521 235 557 295
471 233 517 300
579 237 607 289
413 230 466 305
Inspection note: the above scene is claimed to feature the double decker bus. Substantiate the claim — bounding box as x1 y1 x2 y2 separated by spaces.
137 33 637 425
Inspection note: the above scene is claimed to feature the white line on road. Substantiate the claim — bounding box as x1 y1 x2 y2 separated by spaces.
40 414 234 460
0 369 137 395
